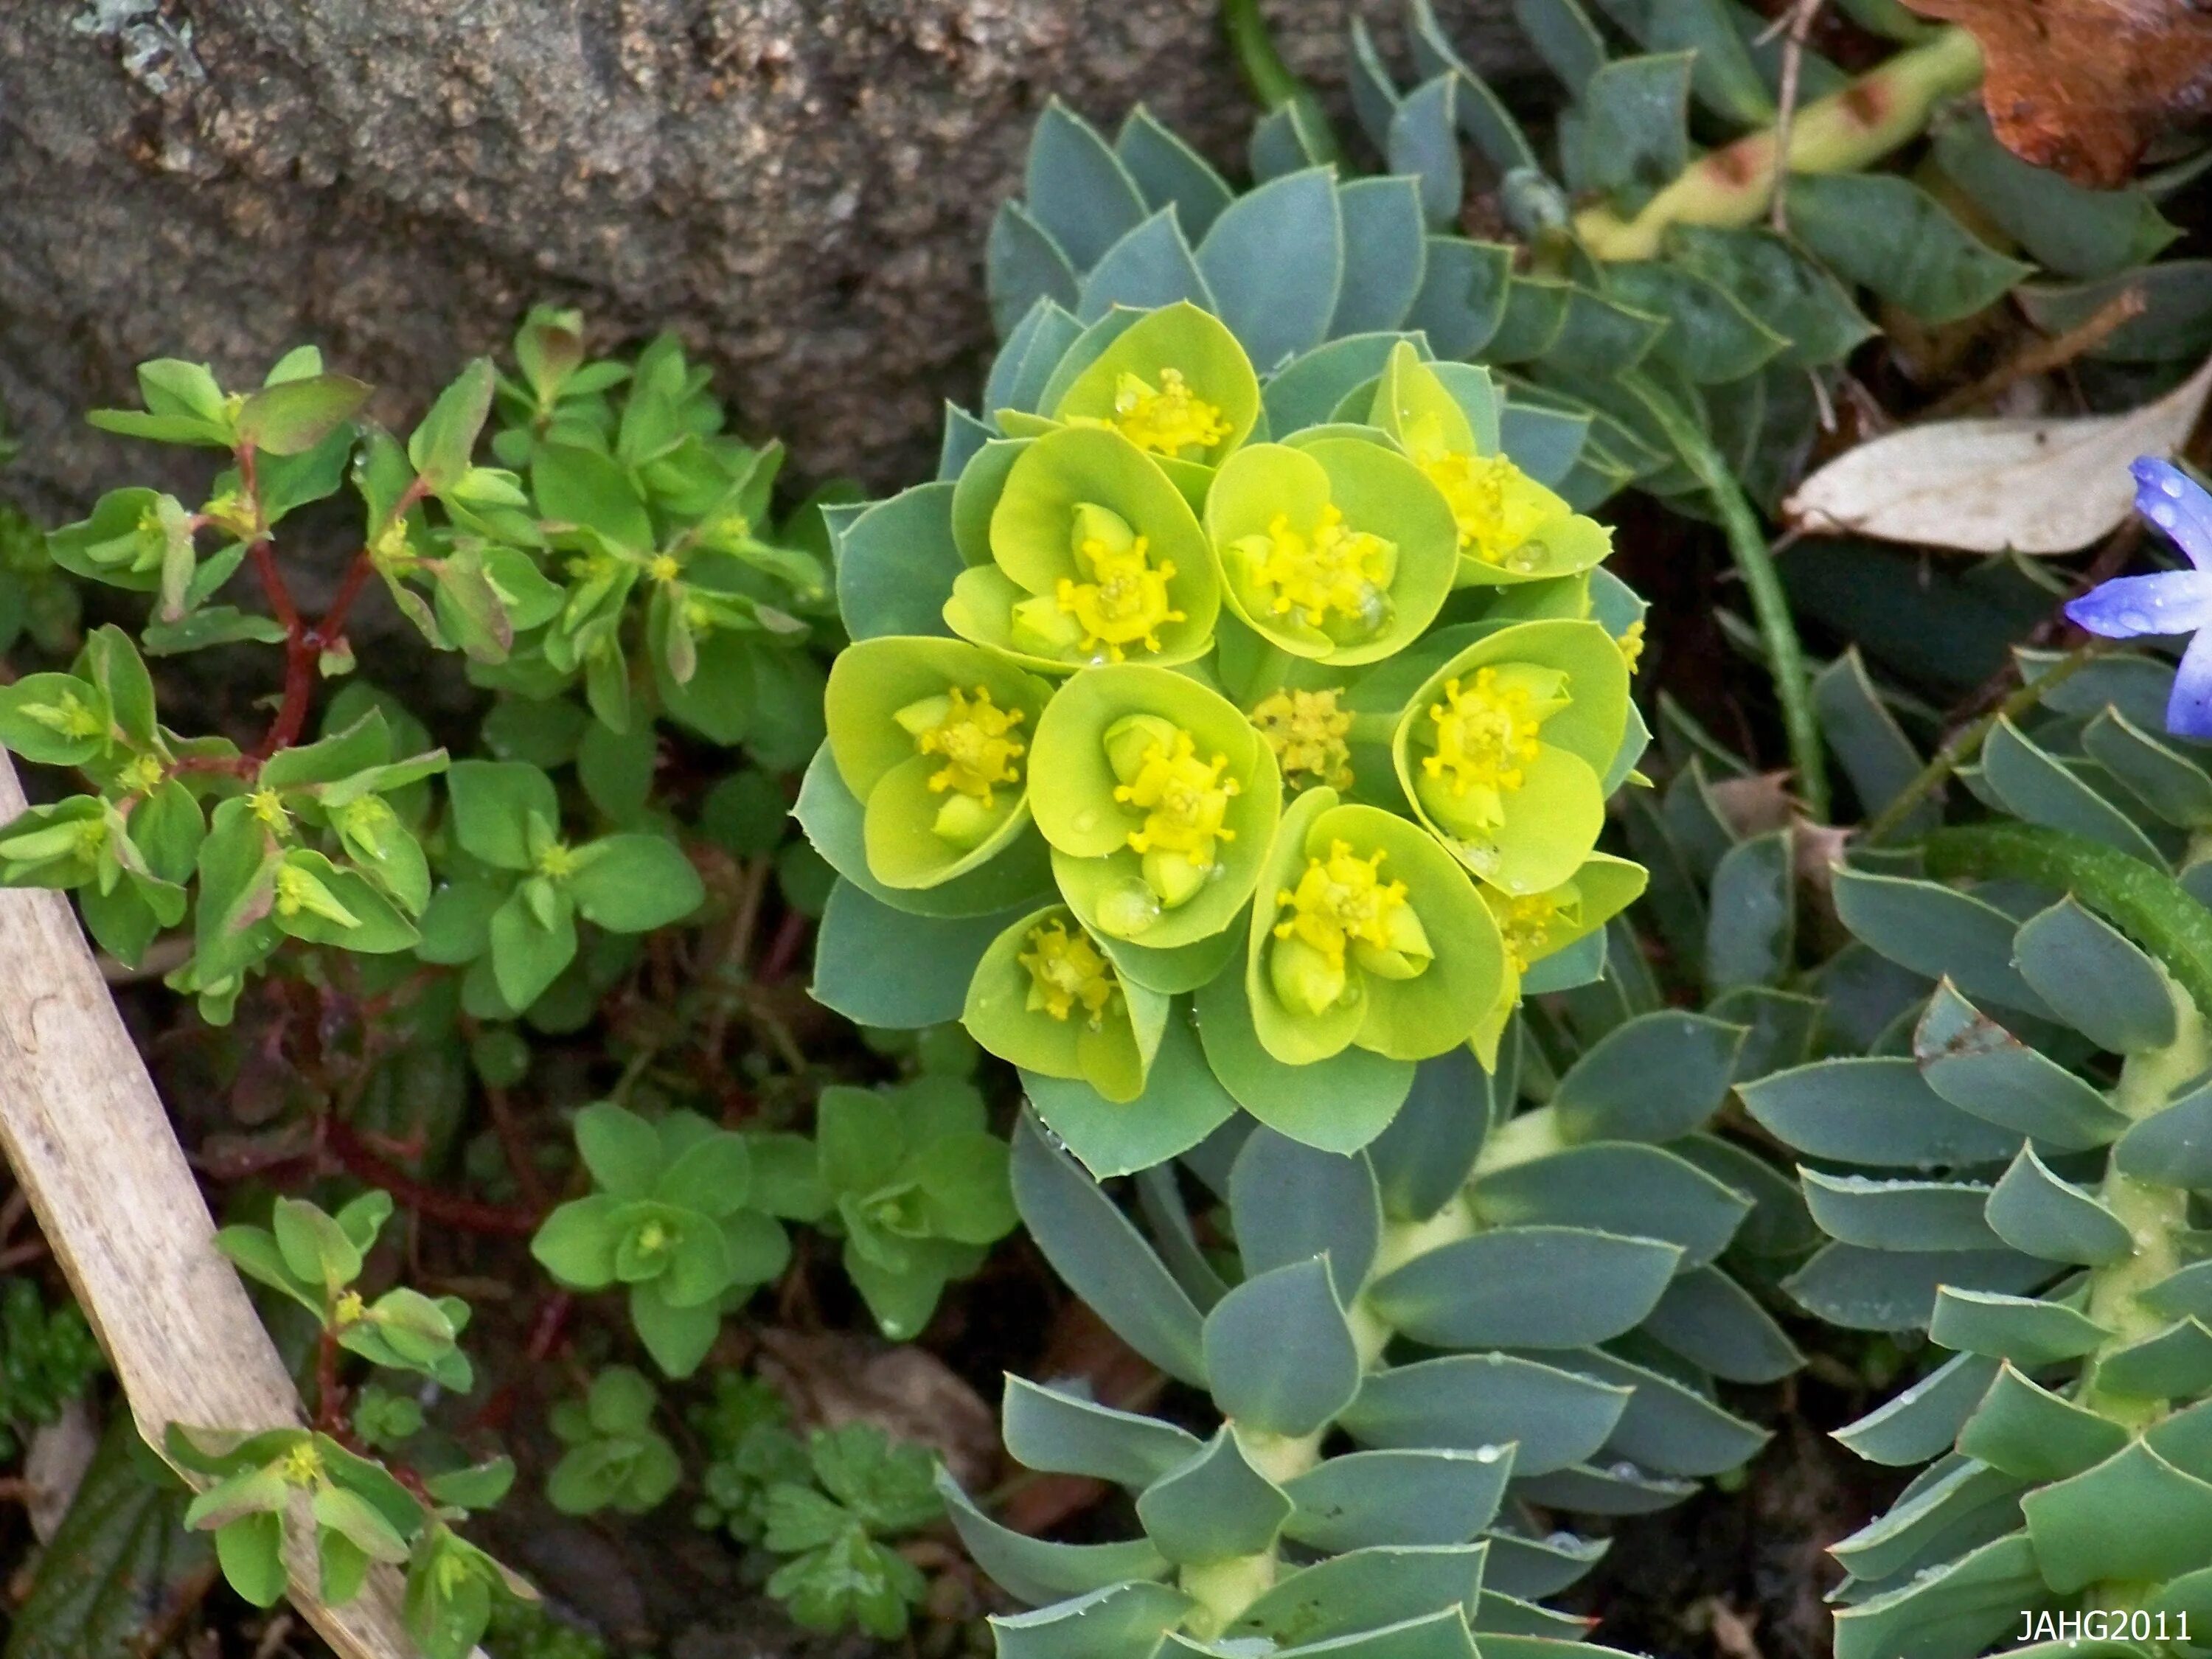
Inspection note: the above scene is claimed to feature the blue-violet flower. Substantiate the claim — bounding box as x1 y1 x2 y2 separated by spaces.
2065 457 2212 739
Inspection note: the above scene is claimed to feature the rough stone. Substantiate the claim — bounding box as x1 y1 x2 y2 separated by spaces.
0 0 1534 515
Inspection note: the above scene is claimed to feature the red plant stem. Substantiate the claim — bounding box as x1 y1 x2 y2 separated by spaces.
321 1118 542 1237
758 907 812 986
313 550 378 652
316 1323 343 1432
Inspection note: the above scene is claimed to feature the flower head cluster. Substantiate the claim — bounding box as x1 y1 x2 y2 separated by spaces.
810 310 1644 1155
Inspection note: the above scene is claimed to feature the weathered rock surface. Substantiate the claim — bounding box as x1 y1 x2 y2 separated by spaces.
0 0 1531 513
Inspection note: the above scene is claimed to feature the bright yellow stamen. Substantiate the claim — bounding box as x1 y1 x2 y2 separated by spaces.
1116 728 1238 863
116 754 167 795
1251 689 1354 793
1018 919 1119 1029
538 843 579 879
201 489 259 540
248 788 291 831
1407 420 1551 571
1273 841 1411 975
1231 504 1394 632
333 1290 366 1326
279 1441 324 1486
636 1220 670 1253
274 864 361 927
1498 891 1562 975
24 689 105 742
914 686 1026 808
1055 514 1184 663
1110 367 1231 459
647 553 683 583
1422 668 1565 832
1616 619 1646 675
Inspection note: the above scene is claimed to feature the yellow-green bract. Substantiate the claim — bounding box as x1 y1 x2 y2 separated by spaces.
810 305 1647 1169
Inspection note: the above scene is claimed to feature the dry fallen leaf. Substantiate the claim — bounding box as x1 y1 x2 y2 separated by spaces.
1904 0 2212 186
1784 353 2212 553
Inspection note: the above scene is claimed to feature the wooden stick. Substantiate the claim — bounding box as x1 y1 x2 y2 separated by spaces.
0 754 460 1659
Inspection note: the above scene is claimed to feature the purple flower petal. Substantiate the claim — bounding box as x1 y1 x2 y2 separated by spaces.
2065 570 2212 639
2170 630 2212 741
2133 457 2212 571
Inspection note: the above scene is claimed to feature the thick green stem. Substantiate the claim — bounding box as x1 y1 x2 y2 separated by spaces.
1926 825 2212 1024
1632 377 1830 821
1219 0 1340 164
1575 27 1985 260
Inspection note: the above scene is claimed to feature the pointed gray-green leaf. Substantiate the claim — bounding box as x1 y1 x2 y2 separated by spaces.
1787 173 2030 325
1642 1266 1801 1383
1534 287 1666 380
1116 110 1234 240
2142 1259 2212 1321
1405 237 1512 360
1479 1531 1607 1600
834 482 962 641
1932 110 2177 281
1281 1450 1511 1552
1340 1355 1627 1475
1011 1115 1206 1385
1134 1428 1292 1566
1834 1352 2000 1466
1831 1458 2025 1583
1800 1171 2000 1253
1585 0 1773 122
1983 1146 2132 1265
987 202 1080 339
2112 1077 2212 1189
2084 706 2212 828
1388 75 1463 229
1228 1543 1484 1646
1956 1363 2128 1483
1705 830 1793 991
1077 211 1213 323
938 1469 1167 1607
1229 1610 1478 1659
2012 895 2176 1055
1471 1144 1750 1269
1497 395 1589 488
988 300 1085 416
1666 225 1874 370
1928 1288 2104 1367
1366 1047 1489 1224
1025 102 1147 272
1551 1011 1745 1144
1406 0 1538 173
1915 981 2127 1150
1228 1129 1381 1293
1512 1461 1698 1515
1981 716 2167 866
1332 178 1427 335
2024 1441 2212 1594
1135 1165 1228 1312
1001 1377 1201 1489
1743 1058 2025 1168
1265 333 1421 437
2146 1396 2212 1481
1569 52 1693 211
1472 1590 1586 1638
990 1580 1194 1659
1541 1348 1769 1477
1197 169 1343 371
811 883 1032 1026
1786 1245 2049 1333
2096 1318 2212 1399
1367 1225 1680 1349
1024 1006 1237 1179
1676 1132 1819 1257
1517 0 1606 92
1832 869 2051 1018
1815 650 1932 837
1202 1258 1360 1439
1830 1530 2039 1659
1611 259 1784 386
